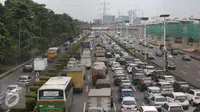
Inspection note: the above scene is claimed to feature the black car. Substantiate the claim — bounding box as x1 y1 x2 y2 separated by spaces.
155 50 163 57
106 52 113 58
118 57 126 65
23 64 33 72
173 81 190 92
182 54 191 61
171 49 178 55
132 72 145 85
151 70 165 82
137 77 153 92
167 61 176 70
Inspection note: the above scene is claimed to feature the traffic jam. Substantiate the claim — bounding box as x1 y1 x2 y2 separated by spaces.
85 31 200 112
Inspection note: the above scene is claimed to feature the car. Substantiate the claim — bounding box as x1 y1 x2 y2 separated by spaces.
138 106 158 112
133 62 148 73
147 53 155 60
126 63 137 74
173 81 190 92
167 61 176 70
17 75 32 86
6 85 24 94
125 57 134 64
185 89 200 106
120 82 134 91
149 95 168 110
121 97 137 111
182 54 191 61
156 82 174 96
151 70 165 82
171 49 178 55
166 92 189 110
155 50 163 57
144 86 161 103
114 76 127 86
118 57 126 65
113 73 126 78
161 103 184 112
118 89 134 102
108 58 115 66
111 62 120 71
137 77 153 92
106 52 112 58
148 44 154 49
132 72 145 85
159 75 176 84
23 64 33 72
143 66 155 76
114 67 123 74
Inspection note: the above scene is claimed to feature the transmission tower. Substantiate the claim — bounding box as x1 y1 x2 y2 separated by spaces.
100 0 110 16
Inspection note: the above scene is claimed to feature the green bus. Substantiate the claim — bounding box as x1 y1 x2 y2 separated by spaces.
34 76 74 112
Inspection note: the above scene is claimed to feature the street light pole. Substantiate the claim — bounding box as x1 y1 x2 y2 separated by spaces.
160 14 170 74
141 17 149 61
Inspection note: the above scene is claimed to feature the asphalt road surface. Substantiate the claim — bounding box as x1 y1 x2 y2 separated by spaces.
71 34 197 112
133 39 200 88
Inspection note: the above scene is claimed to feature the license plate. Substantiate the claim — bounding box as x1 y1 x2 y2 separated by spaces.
127 108 131 110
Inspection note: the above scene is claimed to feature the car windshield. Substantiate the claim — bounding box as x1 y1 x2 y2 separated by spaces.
180 83 189 87
122 91 133 97
113 63 120 66
125 57 133 61
7 87 16 90
143 79 152 83
19 77 27 80
196 93 200 96
115 69 123 73
123 100 136 105
163 84 173 88
166 77 175 81
151 90 160 94
155 97 167 102
170 106 183 112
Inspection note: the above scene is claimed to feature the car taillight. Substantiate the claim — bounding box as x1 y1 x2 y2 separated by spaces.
64 107 66 112
195 96 200 99
120 85 124 88
121 105 123 108
92 76 96 81
130 85 133 88
142 80 144 84
174 97 176 101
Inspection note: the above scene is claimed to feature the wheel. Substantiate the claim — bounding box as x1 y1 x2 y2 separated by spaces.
190 100 195 106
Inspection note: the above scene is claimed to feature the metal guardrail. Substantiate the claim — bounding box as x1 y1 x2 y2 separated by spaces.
0 59 34 79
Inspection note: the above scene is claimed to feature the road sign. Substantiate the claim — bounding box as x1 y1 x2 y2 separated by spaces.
35 72 40 78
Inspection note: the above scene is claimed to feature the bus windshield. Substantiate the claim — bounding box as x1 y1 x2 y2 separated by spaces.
39 89 64 100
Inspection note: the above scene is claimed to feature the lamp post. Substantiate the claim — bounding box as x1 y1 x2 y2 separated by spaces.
141 17 149 60
19 16 33 64
40 19 50 38
160 14 170 73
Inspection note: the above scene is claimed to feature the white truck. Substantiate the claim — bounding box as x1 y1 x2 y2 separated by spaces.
33 58 48 72
87 88 113 112
81 56 92 70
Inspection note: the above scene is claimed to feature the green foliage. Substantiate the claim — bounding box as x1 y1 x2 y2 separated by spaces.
56 62 65 66
30 86 40 92
40 75 51 80
25 98 36 111
32 80 46 86
25 91 37 99
45 72 55 77
0 0 85 66
48 67 57 74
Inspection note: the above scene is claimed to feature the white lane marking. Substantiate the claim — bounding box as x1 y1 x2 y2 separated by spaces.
107 75 109 79
133 86 137 92
83 102 86 112
113 103 116 112
127 76 129 80
88 76 90 80
181 71 187 75
86 86 88 93
184 64 190 68
142 102 145 106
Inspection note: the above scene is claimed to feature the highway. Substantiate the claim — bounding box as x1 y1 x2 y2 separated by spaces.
70 33 196 112
133 39 200 88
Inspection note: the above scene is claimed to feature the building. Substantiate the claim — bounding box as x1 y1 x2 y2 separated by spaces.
116 15 129 22
128 10 135 24
93 19 102 26
103 15 115 24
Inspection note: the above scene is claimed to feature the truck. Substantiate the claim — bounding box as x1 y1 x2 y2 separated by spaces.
81 56 92 70
95 49 106 57
91 62 107 85
33 58 48 72
66 66 85 93
87 88 113 112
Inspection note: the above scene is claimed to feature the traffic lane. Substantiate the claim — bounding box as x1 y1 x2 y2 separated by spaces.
71 69 90 112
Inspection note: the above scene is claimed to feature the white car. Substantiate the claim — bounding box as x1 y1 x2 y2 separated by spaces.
6 85 23 94
149 95 168 110
185 89 200 106
17 75 32 86
159 75 176 84
144 86 161 103
111 62 120 71
108 58 115 66
166 92 189 110
143 66 155 76
126 63 137 74
138 106 158 112
121 97 137 112
114 67 123 74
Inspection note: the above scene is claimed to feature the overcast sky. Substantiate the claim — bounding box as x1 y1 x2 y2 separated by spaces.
0 0 200 22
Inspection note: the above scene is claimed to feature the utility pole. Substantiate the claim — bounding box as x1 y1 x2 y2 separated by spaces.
100 0 110 24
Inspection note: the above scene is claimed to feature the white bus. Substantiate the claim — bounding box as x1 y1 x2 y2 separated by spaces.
35 76 74 112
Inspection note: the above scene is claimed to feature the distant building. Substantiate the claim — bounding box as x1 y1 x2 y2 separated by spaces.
128 10 135 24
93 19 102 26
103 15 115 24
117 15 129 22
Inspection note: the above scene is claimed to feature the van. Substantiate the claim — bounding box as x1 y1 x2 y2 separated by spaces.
156 82 174 96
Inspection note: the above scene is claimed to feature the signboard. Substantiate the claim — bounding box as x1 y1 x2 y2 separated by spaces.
35 72 40 82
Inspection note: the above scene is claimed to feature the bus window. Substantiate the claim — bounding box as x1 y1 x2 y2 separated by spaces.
65 80 73 98
39 89 64 100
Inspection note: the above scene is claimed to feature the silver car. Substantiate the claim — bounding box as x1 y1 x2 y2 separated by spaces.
144 86 161 103
149 95 168 110
17 76 32 86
